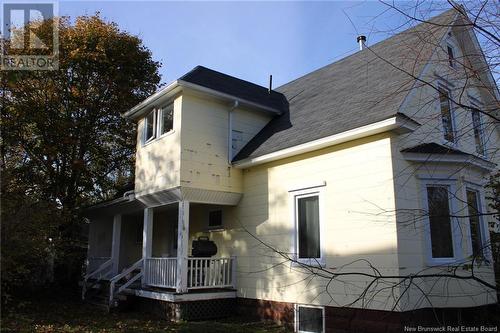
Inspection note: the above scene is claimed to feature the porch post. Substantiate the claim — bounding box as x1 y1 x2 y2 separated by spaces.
141 207 154 285
176 201 190 293
110 214 122 276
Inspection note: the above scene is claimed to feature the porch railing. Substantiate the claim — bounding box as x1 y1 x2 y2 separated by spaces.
144 257 177 288
142 257 236 290
188 257 236 289
86 257 112 277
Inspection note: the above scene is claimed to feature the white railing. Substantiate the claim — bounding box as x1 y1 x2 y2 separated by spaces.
144 257 177 288
86 257 112 278
187 257 236 289
82 257 113 300
109 258 144 306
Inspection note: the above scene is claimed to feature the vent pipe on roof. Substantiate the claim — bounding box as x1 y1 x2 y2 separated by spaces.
268 75 273 94
357 35 367 51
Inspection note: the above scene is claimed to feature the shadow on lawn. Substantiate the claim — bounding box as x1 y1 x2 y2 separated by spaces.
1 289 290 333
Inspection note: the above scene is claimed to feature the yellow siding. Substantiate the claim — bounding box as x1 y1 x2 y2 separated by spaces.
134 95 183 196
179 93 271 193
191 133 402 310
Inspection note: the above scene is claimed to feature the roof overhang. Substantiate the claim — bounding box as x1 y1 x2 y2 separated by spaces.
402 152 496 173
233 114 420 169
123 80 282 120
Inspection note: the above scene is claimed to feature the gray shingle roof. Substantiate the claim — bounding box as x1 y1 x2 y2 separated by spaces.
233 9 458 162
401 143 468 155
180 66 288 112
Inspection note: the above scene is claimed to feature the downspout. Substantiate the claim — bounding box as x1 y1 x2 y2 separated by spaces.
228 100 239 163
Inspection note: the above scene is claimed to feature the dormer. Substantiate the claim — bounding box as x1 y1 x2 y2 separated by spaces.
123 66 287 201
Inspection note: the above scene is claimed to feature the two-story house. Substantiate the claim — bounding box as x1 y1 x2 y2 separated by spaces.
82 8 499 332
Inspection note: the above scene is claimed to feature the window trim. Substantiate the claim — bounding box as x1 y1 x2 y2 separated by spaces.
295 304 325 333
289 184 326 267
446 42 456 68
421 179 462 266
469 99 487 158
207 209 223 230
437 84 457 145
158 103 174 138
143 109 157 144
464 182 492 263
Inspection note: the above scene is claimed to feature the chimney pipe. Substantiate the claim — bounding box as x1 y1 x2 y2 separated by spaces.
357 35 366 51
268 75 273 94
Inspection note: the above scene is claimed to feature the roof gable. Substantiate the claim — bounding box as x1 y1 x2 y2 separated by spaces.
233 9 458 162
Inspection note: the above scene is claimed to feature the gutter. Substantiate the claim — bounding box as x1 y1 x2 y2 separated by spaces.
233 114 420 169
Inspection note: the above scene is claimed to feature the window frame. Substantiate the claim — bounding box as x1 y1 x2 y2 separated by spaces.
446 43 456 68
158 103 174 137
290 184 326 267
437 84 457 145
207 209 223 230
469 100 486 157
143 109 157 144
295 304 325 333
421 179 462 266
464 182 492 263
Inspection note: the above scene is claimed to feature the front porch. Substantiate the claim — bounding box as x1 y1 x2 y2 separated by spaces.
82 198 237 311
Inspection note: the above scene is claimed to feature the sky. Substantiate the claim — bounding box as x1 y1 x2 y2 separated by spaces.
58 1 450 88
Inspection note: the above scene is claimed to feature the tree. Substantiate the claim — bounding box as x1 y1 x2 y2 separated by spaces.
0 14 161 300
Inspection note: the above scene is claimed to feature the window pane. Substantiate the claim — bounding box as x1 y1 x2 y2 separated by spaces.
298 307 323 333
298 196 320 259
160 105 173 135
439 89 454 142
466 190 483 258
447 45 455 67
145 111 155 141
471 110 484 155
427 186 454 258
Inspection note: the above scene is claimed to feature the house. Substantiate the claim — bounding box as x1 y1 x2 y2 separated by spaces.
82 8 499 332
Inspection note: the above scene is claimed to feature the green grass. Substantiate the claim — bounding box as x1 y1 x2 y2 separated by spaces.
1 292 290 333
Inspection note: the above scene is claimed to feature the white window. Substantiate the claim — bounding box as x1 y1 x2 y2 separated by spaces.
208 209 223 229
470 101 485 156
422 180 460 265
466 188 487 259
296 305 324 333
291 185 325 265
144 110 156 143
447 44 455 68
143 104 174 144
159 104 174 136
438 86 455 143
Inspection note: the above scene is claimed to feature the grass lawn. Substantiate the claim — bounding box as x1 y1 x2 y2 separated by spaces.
1 291 290 333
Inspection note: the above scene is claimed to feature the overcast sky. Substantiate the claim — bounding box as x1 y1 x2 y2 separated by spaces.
59 1 449 88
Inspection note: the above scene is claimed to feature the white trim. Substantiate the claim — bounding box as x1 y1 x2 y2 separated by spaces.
464 183 492 263
124 80 181 119
295 304 325 333
290 186 326 267
234 115 419 168
420 179 463 266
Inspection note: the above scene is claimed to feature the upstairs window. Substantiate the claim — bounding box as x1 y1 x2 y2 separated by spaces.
447 44 455 68
471 107 485 156
231 130 244 156
159 104 174 135
438 87 455 143
144 110 156 143
466 189 485 259
143 103 174 144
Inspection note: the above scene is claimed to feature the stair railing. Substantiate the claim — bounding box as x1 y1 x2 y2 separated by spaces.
82 258 113 300
109 258 144 306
